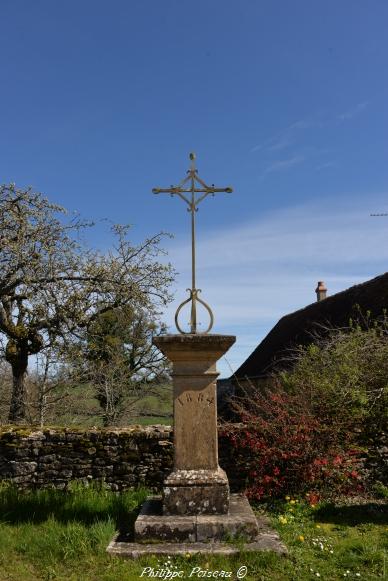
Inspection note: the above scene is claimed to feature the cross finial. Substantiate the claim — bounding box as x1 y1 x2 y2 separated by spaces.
153 153 233 334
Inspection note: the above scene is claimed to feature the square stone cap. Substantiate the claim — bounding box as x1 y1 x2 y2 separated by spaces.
153 334 236 361
154 333 235 350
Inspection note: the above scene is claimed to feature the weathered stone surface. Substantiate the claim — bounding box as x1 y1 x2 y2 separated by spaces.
163 467 230 515
0 426 173 490
133 494 260 543
153 334 235 518
111 495 287 557
196 495 259 541
107 538 288 557
154 334 235 475
8 461 37 476
135 499 196 543
7 424 384 494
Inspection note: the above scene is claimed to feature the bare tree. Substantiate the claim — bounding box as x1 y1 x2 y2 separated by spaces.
25 349 76 427
69 305 170 426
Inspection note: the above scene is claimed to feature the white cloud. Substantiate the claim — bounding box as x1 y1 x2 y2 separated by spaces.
315 161 337 171
338 101 369 122
262 154 305 175
267 135 293 152
251 116 322 154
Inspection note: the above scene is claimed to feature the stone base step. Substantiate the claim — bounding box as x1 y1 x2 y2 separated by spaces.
134 494 259 543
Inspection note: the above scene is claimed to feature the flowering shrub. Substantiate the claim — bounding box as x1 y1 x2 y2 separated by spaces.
222 313 388 499
222 383 365 500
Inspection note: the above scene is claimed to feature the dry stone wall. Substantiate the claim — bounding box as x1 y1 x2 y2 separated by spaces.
0 426 385 492
0 426 243 491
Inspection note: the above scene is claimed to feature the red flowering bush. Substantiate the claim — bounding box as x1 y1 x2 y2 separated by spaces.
222 314 388 500
222 382 365 501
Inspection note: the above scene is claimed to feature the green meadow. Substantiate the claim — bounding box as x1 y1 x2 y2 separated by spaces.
0 483 386 581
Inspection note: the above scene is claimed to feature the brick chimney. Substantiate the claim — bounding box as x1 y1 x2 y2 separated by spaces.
315 281 327 302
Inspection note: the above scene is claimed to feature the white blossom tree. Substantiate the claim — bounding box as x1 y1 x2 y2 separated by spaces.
0 184 174 423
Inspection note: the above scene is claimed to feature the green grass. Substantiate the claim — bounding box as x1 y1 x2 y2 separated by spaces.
129 416 172 426
34 383 173 428
0 483 386 580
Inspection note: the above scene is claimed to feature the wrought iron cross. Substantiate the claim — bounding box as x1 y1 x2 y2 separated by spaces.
153 153 233 334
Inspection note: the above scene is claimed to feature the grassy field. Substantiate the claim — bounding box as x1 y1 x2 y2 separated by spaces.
0 484 386 581
33 383 173 428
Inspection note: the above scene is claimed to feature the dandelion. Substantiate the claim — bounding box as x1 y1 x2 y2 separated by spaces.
279 516 288 524
185 553 191 559
298 535 305 542
285 495 291 501
290 499 296 505
315 524 321 528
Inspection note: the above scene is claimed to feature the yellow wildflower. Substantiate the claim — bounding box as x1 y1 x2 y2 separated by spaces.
298 535 305 542
290 500 296 505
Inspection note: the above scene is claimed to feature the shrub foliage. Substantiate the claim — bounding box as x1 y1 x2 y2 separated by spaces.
224 313 388 500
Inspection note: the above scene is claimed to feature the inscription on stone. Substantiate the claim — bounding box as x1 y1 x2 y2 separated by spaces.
177 392 214 407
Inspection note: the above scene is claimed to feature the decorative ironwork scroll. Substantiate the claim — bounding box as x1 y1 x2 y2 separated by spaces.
153 153 233 334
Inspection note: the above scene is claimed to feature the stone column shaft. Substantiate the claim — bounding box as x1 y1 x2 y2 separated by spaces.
153 334 235 516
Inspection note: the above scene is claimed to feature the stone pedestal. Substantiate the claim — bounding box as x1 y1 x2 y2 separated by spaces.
155 334 235 516
107 333 287 557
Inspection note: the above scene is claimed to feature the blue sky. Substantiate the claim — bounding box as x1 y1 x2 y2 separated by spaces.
1 1 388 376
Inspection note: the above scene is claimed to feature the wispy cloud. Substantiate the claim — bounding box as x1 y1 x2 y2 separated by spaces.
267 136 293 152
163 192 388 376
251 102 368 176
315 161 337 171
251 116 321 153
263 154 305 175
338 101 369 122
251 115 324 177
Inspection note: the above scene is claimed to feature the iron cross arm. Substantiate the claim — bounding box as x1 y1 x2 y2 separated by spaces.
152 187 233 209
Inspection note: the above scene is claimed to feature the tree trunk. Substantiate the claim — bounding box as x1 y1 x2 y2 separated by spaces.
7 344 29 423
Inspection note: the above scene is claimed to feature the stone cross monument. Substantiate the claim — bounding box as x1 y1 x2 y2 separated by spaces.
151 152 235 516
113 154 280 555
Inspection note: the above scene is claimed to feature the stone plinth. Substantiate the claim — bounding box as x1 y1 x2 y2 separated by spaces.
109 494 287 557
134 494 259 543
163 468 229 515
153 334 235 516
106 332 287 557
